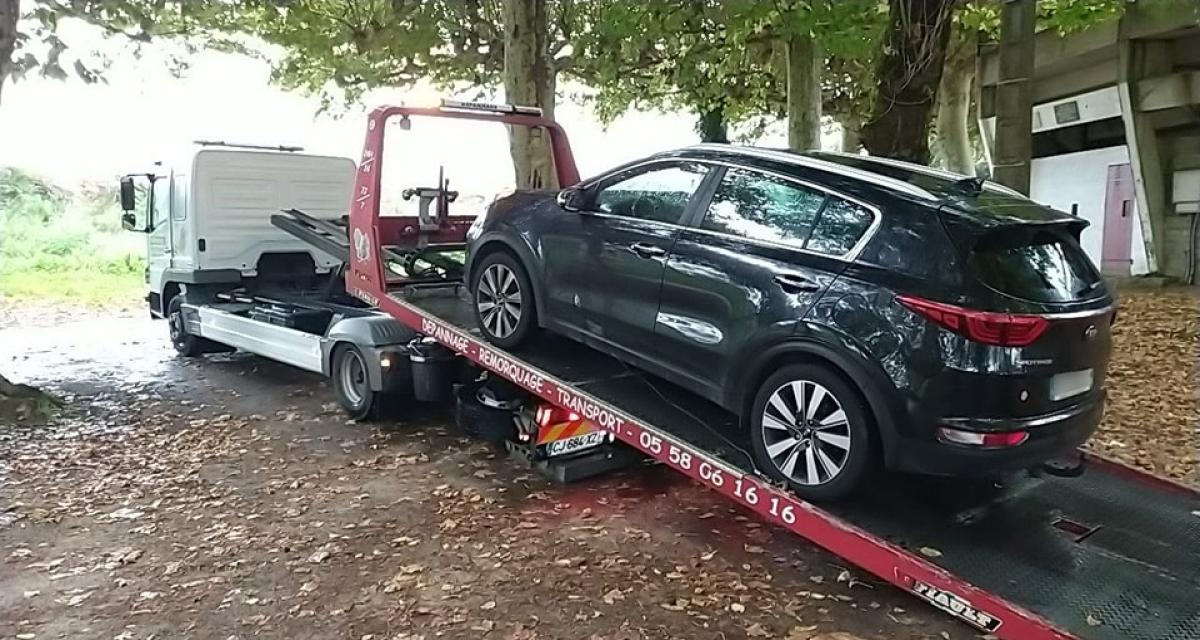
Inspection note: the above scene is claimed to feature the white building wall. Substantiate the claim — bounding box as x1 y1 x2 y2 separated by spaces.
1029 145 1150 275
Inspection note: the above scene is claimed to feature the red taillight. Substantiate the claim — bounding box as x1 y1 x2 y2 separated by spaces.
535 405 580 428
896 295 1050 347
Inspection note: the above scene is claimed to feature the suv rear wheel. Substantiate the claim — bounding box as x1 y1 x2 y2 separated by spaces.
749 363 874 501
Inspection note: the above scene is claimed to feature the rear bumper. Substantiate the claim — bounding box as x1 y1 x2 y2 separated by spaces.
889 391 1105 477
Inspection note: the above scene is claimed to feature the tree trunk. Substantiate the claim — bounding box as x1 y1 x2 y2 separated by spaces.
0 372 59 423
992 0 1036 194
502 0 558 190
934 25 977 175
840 115 862 152
861 0 956 164
0 0 18 107
696 102 729 143
785 32 822 151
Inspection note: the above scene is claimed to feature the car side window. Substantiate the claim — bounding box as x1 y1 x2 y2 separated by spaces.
701 167 826 246
805 197 874 256
593 163 708 225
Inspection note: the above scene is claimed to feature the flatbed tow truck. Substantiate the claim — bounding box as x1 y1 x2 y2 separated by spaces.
152 101 1198 640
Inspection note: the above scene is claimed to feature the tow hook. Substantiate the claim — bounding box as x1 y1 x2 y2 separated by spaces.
1040 453 1087 478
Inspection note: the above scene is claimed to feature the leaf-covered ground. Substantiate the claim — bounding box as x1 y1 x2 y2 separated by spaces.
1 286 1195 640
0 315 965 640
1090 287 1199 485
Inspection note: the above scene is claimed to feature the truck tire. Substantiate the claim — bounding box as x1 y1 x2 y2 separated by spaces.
167 295 225 357
332 343 388 421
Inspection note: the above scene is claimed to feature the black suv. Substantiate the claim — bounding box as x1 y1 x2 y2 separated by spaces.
465 145 1114 500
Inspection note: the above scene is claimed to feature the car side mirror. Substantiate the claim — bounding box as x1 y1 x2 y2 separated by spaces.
556 187 585 212
121 211 140 231
119 176 137 211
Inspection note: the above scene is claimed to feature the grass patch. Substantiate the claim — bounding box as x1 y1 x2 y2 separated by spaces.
0 268 144 308
2 166 146 309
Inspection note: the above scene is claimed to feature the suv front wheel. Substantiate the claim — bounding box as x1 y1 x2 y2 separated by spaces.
749 363 874 501
471 251 536 349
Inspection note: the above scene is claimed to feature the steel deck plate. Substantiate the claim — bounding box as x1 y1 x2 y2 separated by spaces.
407 290 1200 640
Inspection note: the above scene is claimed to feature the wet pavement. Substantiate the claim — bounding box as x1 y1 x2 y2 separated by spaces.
0 312 967 640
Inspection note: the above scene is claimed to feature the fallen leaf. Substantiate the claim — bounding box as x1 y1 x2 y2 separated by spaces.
106 507 145 520
746 623 770 637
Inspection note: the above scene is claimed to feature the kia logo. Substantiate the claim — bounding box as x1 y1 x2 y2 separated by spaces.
1083 324 1098 341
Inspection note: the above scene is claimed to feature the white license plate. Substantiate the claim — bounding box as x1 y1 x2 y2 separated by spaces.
545 430 607 457
1050 369 1093 401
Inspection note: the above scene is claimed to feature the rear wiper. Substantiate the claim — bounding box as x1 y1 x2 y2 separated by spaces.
1075 279 1103 296
951 176 986 197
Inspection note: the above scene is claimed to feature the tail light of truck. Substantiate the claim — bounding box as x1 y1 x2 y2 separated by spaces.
535 405 581 428
896 294 1050 347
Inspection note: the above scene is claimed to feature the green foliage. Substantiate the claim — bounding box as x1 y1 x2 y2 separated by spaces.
960 0 1128 37
0 166 144 306
571 0 886 132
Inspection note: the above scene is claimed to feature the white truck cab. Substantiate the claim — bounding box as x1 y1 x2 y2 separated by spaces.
119 142 356 317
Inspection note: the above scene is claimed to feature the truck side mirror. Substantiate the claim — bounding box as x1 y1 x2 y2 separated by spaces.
556 187 585 212
119 177 137 211
121 212 140 231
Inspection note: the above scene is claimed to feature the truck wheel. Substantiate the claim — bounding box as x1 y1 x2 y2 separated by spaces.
332 344 386 421
167 295 224 357
748 363 875 502
471 251 536 349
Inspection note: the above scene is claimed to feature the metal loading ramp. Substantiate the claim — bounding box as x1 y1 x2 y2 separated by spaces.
394 287 1200 640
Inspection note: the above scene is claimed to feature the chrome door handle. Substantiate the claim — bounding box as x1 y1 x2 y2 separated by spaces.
774 273 821 292
630 242 667 259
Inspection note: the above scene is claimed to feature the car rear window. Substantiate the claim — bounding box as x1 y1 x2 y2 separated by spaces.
968 228 1103 303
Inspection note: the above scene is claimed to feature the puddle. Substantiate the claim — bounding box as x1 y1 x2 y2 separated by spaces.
0 315 177 389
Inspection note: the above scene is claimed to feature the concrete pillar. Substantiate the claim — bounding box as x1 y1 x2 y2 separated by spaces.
1116 20 1172 275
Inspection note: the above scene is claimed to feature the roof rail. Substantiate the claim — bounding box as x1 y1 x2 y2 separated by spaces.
811 150 1023 197
687 144 938 201
194 140 305 153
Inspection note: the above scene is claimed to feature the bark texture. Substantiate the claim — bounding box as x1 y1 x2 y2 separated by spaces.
0 372 60 423
696 103 729 143
502 0 558 190
861 0 956 164
992 0 1036 194
934 25 977 175
785 32 822 151
0 0 18 107
840 120 862 152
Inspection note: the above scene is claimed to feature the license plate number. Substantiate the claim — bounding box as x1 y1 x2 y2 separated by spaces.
545 430 607 457
1050 369 1093 401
